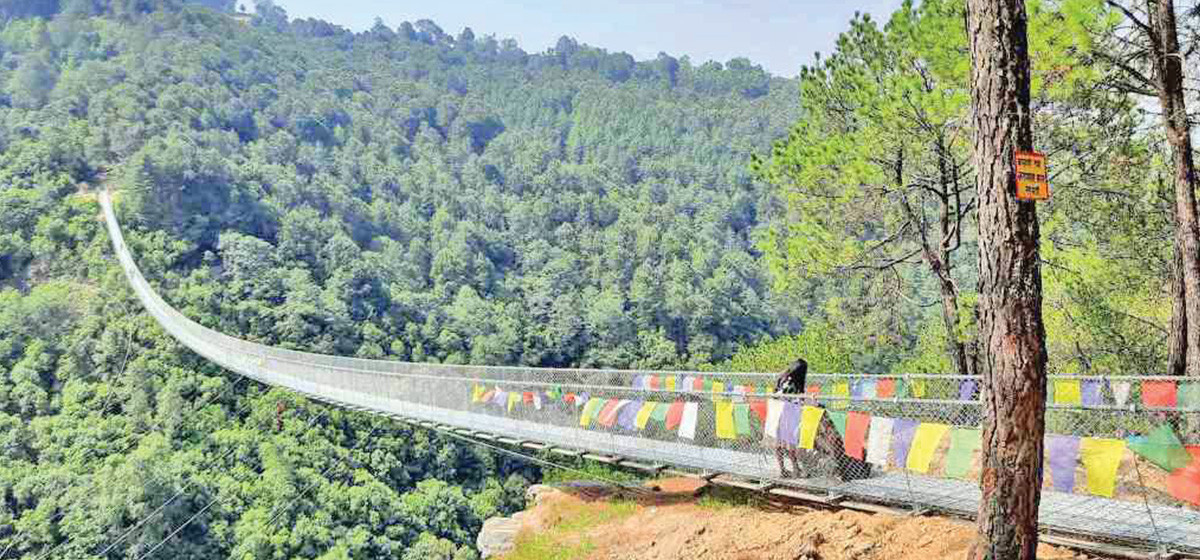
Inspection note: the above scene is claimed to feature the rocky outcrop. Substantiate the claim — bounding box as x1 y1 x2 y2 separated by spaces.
476 485 560 559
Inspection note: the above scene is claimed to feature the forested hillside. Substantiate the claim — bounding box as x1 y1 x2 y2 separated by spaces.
0 0 797 558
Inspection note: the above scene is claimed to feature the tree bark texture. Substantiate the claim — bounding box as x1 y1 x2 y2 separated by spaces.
965 1 1049 559
1170 241 1188 377
1147 0 1200 378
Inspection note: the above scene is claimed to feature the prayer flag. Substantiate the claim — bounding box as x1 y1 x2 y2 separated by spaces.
844 412 870 460
876 379 896 399
850 381 864 399
805 385 821 396
1113 382 1132 407
713 381 725 397
715 400 737 439
682 376 695 391
522 391 534 405
665 376 677 391
703 379 714 391
749 399 768 424
665 401 685 430
580 398 604 427
944 429 981 479
959 380 977 401
507 391 521 413
765 399 784 439
480 389 495 404
533 392 543 410
651 401 670 423
1127 424 1192 471
633 375 645 389
832 382 850 410
635 402 657 430
693 377 705 391
891 419 920 468
679 402 699 440
597 399 622 427
907 423 950 473
649 376 661 390
862 379 877 399
778 402 801 446
799 406 825 450
1179 383 1200 409
895 380 908 399
827 410 848 438
493 389 507 407
1054 380 1082 406
1081 381 1103 406
1080 437 1126 497
866 417 894 466
471 385 483 403
1046 435 1081 493
734 403 753 436
617 400 641 430
909 379 927 398
1167 446 1200 506
1143 381 1178 408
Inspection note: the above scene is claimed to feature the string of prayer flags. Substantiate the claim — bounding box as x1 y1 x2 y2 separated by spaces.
635 402 657 430
1143 381 1178 408
778 402 801 446
891 419 920 468
1127 424 1192 471
1080 437 1126 498
734 403 753 437
1081 381 1103 407
876 379 896 399
679 402 699 440
1054 379 1081 406
958 379 977 401
799 406 825 450
1113 381 1132 407
844 412 870 460
866 417 894 466
1167 446 1200 506
944 428 981 479
665 401 685 430
715 400 737 439
907 423 950 473
827 410 848 439
1046 435 1081 493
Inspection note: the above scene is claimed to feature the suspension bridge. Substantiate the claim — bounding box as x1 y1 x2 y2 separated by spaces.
97 190 1200 558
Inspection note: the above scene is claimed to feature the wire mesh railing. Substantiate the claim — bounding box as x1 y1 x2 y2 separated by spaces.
99 191 1200 555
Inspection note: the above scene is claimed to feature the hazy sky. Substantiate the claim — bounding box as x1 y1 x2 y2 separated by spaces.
270 0 906 77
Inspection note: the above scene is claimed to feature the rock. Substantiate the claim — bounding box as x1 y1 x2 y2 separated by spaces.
476 515 523 559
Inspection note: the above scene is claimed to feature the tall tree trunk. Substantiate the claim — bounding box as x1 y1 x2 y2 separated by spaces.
1170 241 1188 377
966 1 1048 559
1148 0 1200 378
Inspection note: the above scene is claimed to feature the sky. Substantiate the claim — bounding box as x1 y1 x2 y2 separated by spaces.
269 0 906 77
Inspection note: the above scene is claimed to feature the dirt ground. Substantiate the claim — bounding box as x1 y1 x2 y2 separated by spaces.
506 479 1096 560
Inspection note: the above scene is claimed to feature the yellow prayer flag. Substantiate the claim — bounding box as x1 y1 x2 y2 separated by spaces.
1080 437 1126 498
665 376 677 391
910 379 927 398
906 423 951 473
831 382 850 411
713 380 725 395
471 385 483 403
507 391 520 413
580 398 603 428
635 402 657 430
1055 379 1082 405
715 400 737 439
799 406 825 450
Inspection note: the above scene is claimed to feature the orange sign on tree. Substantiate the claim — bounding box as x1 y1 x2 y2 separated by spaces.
1014 150 1049 201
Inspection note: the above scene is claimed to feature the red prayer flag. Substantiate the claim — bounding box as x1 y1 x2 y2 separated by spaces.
749 399 767 424
844 411 871 460
876 379 896 399
665 401 685 430
1168 446 1200 506
693 378 704 391
649 376 661 390
597 399 622 427
1143 381 1178 408
480 390 495 404
564 393 576 404
523 391 534 404
805 385 820 395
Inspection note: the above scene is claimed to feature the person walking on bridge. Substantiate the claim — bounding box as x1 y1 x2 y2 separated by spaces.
768 358 809 478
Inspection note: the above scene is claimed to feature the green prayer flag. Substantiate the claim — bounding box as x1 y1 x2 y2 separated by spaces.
734 403 752 436
1127 424 1192 471
827 411 848 438
1180 383 1200 409
895 380 909 399
944 428 981 479
650 402 670 422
